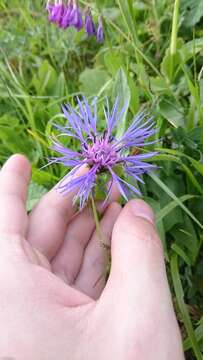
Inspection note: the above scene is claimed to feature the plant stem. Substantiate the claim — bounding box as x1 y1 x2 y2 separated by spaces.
169 0 180 80
151 0 161 57
170 0 180 56
90 192 109 249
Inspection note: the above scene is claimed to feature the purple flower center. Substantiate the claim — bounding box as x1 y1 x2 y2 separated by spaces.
83 135 118 170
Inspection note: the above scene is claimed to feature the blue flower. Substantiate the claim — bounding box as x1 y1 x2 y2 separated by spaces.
85 9 96 36
49 97 157 208
46 1 104 41
68 0 83 31
46 0 82 31
96 17 104 42
47 1 64 26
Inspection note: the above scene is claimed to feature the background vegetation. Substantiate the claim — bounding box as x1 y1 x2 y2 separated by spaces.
0 0 203 358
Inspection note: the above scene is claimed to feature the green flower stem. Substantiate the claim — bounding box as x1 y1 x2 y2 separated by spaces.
90 192 110 250
90 193 111 287
169 0 180 80
170 0 180 56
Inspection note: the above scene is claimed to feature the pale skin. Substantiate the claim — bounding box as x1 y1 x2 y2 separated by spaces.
0 154 185 360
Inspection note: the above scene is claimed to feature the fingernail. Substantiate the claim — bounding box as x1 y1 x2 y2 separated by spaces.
129 199 155 225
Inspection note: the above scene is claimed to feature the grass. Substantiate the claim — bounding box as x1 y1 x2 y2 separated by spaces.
0 0 203 358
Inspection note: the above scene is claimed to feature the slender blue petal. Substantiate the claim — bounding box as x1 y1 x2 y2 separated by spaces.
53 123 80 140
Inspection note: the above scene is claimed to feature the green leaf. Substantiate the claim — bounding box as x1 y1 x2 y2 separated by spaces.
27 182 47 212
156 194 196 224
32 167 58 186
161 44 182 81
149 77 170 94
0 115 37 161
79 68 110 96
157 143 203 194
117 0 154 83
158 98 185 127
171 243 192 266
181 0 203 27
171 214 200 264
104 50 124 76
149 173 203 230
128 75 140 114
170 253 202 360
180 38 203 63
117 0 138 45
187 126 203 145
200 79 203 104
113 68 131 138
181 163 203 195
32 60 58 96
156 148 203 177
184 317 203 351
53 72 66 97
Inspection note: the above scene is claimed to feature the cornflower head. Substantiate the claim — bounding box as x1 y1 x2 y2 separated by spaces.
49 97 157 209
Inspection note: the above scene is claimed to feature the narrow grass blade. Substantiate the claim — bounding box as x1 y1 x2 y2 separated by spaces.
156 194 197 223
170 253 202 360
149 173 203 229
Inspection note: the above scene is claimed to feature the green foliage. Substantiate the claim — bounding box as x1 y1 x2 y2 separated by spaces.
79 68 110 95
27 181 47 212
113 68 131 138
0 1 203 358
181 0 203 27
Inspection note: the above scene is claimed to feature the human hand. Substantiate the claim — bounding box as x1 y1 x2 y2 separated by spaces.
0 155 184 359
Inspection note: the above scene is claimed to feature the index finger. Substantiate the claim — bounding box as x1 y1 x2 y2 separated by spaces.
0 154 31 236
27 166 88 260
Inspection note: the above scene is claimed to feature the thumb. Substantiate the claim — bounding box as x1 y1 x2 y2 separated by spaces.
100 200 183 359
104 200 173 309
